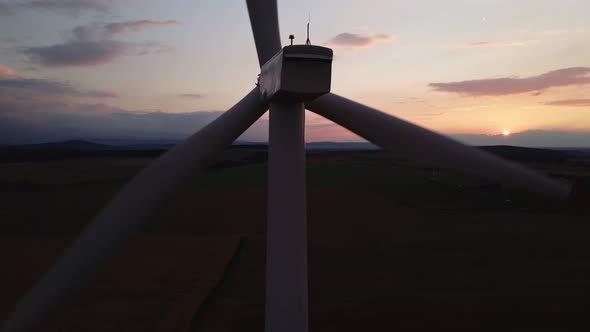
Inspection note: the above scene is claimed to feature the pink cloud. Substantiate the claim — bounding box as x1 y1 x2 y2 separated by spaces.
465 40 537 47
0 64 118 99
325 32 397 49
544 98 590 107
429 67 590 96
104 20 181 35
178 93 204 99
0 64 21 78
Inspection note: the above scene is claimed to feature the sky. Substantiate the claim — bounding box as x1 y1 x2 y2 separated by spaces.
0 0 589 146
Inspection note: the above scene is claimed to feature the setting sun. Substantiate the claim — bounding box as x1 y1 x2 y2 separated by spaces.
503 130 511 136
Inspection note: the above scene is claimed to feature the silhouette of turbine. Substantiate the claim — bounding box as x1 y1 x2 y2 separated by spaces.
2 0 571 331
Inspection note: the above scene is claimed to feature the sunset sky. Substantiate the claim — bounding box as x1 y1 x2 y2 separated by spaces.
1 0 589 146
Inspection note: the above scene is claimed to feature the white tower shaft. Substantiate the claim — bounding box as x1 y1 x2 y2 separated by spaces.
266 102 308 332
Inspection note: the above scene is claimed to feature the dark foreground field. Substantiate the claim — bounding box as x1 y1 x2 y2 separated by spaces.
1 145 589 331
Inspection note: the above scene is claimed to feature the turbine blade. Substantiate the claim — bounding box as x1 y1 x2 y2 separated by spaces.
246 0 282 66
1 89 268 332
306 93 571 200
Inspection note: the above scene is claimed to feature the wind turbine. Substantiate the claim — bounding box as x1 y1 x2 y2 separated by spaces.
1 0 572 331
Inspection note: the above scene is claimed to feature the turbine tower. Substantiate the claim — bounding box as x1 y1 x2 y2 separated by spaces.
1 0 572 331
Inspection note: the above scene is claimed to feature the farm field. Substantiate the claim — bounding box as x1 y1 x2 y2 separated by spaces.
0 146 589 331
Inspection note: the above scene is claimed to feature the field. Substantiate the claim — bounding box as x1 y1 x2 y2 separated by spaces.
1 146 589 331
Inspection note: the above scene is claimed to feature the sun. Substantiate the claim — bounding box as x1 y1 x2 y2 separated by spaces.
502 130 511 136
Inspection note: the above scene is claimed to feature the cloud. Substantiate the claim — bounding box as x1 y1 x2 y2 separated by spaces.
544 98 590 107
465 40 537 47
23 20 179 67
429 67 590 96
72 20 181 41
0 64 117 99
325 32 396 49
178 93 204 99
104 20 181 35
0 0 110 15
24 40 130 67
72 24 105 41
0 63 21 78
0 2 13 14
0 101 268 144
0 77 118 99
0 91 587 147
0 63 263 144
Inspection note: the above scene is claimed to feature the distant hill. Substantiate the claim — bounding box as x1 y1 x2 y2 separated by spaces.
306 142 379 151
0 140 163 163
451 130 590 148
0 140 584 164
91 139 182 149
478 145 566 163
7 140 112 151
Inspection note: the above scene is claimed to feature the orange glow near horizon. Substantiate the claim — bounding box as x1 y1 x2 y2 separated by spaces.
503 130 511 136
367 83 590 138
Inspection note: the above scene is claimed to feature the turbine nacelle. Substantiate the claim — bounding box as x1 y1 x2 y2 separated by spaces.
258 45 333 103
